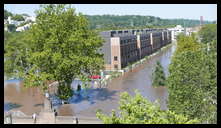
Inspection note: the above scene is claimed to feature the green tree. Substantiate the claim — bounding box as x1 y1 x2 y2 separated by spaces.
22 13 30 17
152 61 166 87
96 90 199 124
11 14 25 21
4 4 104 101
7 24 16 32
201 39 217 123
4 31 30 78
198 24 217 43
57 81 73 102
85 15 212 30
167 34 217 123
4 9 13 19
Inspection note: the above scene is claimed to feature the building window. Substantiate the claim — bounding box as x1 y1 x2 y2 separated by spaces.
114 64 118 69
114 56 118 61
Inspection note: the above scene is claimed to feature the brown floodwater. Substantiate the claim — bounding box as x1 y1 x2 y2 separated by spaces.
4 43 176 118
4 82 45 115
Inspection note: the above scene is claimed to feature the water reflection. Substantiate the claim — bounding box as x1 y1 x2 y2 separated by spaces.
4 102 22 111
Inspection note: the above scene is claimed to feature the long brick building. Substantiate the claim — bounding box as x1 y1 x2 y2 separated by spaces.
100 28 172 71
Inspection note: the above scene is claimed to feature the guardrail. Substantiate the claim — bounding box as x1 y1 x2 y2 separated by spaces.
4 114 102 124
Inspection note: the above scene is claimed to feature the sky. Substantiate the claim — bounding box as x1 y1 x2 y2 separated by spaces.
4 4 217 21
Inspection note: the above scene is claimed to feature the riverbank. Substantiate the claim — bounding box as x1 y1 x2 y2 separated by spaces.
99 41 175 88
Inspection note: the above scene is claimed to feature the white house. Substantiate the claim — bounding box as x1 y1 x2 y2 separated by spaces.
7 16 24 26
16 23 32 32
25 16 36 22
167 25 185 41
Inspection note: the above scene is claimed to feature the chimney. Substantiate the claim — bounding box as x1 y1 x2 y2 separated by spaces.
200 16 203 26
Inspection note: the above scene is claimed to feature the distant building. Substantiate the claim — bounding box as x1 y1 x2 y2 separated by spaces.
25 16 36 22
100 28 171 71
200 16 203 26
167 25 184 40
16 23 32 32
7 16 24 26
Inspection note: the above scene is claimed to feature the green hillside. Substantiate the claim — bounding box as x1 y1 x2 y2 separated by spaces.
85 15 213 30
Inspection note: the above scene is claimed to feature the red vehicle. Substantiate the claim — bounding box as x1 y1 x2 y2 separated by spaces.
90 75 101 79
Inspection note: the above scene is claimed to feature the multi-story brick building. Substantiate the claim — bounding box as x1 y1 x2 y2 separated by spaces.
100 28 172 71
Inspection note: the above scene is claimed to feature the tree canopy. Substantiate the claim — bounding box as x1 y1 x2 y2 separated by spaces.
167 32 217 123
96 90 199 124
4 9 13 19
152 61 166 87
85 15 212 30
198 24 217 43
4 4 104 100
11 14 25 21
6 24 16 32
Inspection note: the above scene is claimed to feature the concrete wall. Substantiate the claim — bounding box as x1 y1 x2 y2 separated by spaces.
110 37 121 70
99 31 112 65
11 116 34 124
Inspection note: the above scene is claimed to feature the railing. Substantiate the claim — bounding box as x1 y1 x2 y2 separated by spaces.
55 116 75 124
5 114 102 124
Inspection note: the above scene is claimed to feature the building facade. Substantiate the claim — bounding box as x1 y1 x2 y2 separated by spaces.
100 28 172 71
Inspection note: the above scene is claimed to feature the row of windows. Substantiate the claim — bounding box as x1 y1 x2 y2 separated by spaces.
121 53 138 65
140 36 150 40
140 40 151 47
120 38 136 45
121 46 137 56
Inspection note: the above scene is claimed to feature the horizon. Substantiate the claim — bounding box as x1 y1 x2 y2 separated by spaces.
4 4 217 22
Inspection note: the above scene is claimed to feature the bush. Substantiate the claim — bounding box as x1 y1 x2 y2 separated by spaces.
152 61 166 87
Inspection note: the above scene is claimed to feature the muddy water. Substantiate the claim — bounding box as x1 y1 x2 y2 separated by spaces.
4 43 176 117
74 43 176 117
4 80 45 115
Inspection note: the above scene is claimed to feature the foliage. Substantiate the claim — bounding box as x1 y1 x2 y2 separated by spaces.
96 90 199 124
4 31 30 78
4 30 10 47
4 9 13 19
7 24 16 32
57 81 73 101
85 15 212 30
198 24 217 44
17 20 33 28
11 14 25 21
4 4 104 100
152 61 166 87
175 33 202 53
201 39 217 123
167 34 217 123
22 13 30 17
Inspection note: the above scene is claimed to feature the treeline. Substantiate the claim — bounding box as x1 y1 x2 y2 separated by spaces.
85 15 213 30
5 9 214 31
4 9 29 21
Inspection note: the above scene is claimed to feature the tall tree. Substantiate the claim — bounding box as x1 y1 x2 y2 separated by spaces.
96 90 199 124
152 61 166 87
4 31 29 78
198 24 217 43
167 34 217 123
4 4 104 101
4 9 13 19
